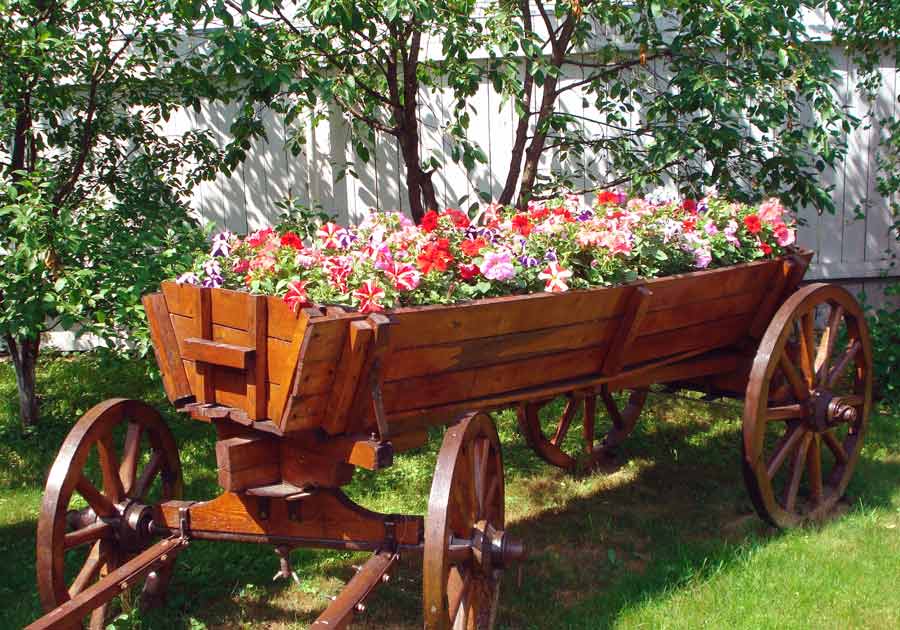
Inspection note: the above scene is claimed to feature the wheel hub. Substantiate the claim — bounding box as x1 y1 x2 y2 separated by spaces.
454 520 525 575
808 389 858 432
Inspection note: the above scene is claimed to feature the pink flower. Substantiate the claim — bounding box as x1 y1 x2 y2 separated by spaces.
693 248 712 269
704 220 719 236
388 262 421 291
232 258 250 274
317 222 346 249
774 224 795 247
538 261 573 292
283 280 310 313
249 253 276 272
480 250 516 281
759 198 785 225
724 219 741 247
353 280 386 313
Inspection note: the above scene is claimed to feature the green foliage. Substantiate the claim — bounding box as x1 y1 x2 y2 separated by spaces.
868 285 900 403
0 0 256 422
274 196 335 241
485 0 849 210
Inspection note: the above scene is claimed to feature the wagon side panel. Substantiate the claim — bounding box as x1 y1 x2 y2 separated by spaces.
377 286 636 421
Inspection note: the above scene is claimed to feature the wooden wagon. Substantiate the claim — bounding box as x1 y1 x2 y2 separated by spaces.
28 247 873 629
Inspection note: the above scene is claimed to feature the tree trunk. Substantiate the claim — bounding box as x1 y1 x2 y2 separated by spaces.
5 333 40 426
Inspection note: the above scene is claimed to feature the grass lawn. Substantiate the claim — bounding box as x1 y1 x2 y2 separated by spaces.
1 353 898 629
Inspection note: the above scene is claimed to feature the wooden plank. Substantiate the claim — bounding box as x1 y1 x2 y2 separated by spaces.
385 314 621 382
193 287 214 403
219 461 281 492
627 313 753 366
348 314 392 436
161 281 196 318
388 285 632 350
601 286 652 377
640 258 779 312
248 295 268 419
381 343 611 413
183 338 254 370
210 287 253 331
142 293 192 403
639 290 761 335
267 295 302 340
216 436 279 473
323 320 374 435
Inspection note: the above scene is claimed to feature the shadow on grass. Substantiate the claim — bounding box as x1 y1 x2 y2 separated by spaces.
3 355 898 630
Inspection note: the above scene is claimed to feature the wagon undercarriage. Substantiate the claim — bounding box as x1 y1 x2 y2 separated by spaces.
28 249 874 629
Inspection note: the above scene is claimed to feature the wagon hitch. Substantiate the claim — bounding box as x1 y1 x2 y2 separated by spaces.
311 548 399 629
25 536 189 630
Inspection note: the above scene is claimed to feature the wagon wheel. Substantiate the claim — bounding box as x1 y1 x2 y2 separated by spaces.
517 387 648 471
743 284 872 528
37 398 182 628
424 412 523 629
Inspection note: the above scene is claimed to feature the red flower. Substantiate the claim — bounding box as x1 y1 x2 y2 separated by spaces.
353 280 386 313
760 242 773 255
553 207 574 222
682 199 698 214
442 208 470 228
597 190 618 205
744 214 762 234
246 227 274 248
421 210 440 232
461 238 487 257
529 207 549 222
459 263 480 280
511 213 534 236
280 231 303 250
283 280 310 313
682 217 696 232
417 240 454 273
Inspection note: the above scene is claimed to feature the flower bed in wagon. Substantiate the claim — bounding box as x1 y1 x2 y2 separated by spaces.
175 192 796 313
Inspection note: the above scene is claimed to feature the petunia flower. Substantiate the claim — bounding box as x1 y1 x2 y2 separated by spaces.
774 224 795 247
353 280 386 313
283 279 311 313
743 214 762 234
317 222 346 249
176 271 200 285
388 262 421 291
480 250 516 281
538 261 573 292
210 231 234 257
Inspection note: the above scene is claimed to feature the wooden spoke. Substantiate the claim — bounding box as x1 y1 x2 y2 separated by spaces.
68 543 102 598
826 340 861 390
551 397 579 447
766 404 804 422
767 424 806 480
807 435 824 506
89 603 110 630
472 439 489 520
822 431 848 464
75 476 116 518
447 567 470 624
779 354 810 402
797 312 816 387
97 435 125 504
784 433 812 513
132 450 163 501
815 304 844 383
119 422 143 495
484 475 500 522
64 520 112 550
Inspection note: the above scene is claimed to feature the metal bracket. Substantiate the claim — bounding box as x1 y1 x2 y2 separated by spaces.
257 496 271 520
178 506 191 541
